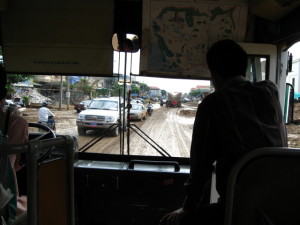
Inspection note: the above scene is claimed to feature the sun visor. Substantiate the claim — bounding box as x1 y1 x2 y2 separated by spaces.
1 0 114 75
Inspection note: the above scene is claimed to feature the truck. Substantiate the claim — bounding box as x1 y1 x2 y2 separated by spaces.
167 92 182 107
74 100 92 113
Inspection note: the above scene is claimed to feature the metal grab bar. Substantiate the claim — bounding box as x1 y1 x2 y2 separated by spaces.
0 135 75 225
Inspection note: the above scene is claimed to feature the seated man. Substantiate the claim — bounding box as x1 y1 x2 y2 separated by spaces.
0 65 28 224
160 39 287 225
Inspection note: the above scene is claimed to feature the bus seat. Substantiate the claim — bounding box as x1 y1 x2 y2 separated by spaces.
224 147 300 225
37 158 68 225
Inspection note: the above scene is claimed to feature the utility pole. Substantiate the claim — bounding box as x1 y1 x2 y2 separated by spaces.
59 76 63 110
66 76 70 110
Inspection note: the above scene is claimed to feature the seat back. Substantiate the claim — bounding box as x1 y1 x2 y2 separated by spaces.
224 147 300 225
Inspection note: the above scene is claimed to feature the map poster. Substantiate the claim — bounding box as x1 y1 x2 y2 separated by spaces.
140 0 248 79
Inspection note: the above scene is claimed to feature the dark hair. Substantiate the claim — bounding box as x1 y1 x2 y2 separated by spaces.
206 39 248 78
0 65 7 100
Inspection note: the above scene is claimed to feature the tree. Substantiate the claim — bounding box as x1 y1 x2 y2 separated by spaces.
131 84 140 95
6 74 35 94
74 78 94 97
110 81 124 97
189 89 202 97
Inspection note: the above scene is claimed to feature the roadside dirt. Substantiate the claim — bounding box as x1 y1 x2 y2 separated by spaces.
22 102 300 157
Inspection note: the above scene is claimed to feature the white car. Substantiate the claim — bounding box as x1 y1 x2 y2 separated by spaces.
76 97 126 136
129 103 147 121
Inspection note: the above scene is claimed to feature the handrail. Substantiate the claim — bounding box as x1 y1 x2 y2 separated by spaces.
0 135 75 225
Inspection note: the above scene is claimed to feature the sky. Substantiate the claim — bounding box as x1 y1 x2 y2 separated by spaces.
113 42 300 94
135 76 210 94
114 51 210 94
288 42 300 59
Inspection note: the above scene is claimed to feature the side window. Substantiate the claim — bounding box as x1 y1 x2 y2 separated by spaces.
246 55 269 83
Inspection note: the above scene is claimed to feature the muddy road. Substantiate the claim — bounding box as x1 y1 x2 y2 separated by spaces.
23 101 300 156
23 103 198 157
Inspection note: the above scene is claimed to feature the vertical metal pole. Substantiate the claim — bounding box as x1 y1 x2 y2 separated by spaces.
64 136 75 225
127 90 131 155
67 76 70 110
27 141 39 225
119 90 122 155
59 76 63 110
122 52 127 155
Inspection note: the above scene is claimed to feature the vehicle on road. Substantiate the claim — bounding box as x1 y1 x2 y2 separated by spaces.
13 97 25 107
131 99 144 104
76 97 126 136
129 103 147 121
147 105 153 116
74 100 92 113
1 1 299 225
167 93 182 107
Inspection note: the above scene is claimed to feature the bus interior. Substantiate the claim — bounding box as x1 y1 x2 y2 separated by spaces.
1 0 300 224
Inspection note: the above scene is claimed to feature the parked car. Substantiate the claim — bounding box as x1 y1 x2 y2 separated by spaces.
131 99 143 104
3 100 15 111
13 97 25 107
129 103 147 121
74 100 92 113
76 97 126 136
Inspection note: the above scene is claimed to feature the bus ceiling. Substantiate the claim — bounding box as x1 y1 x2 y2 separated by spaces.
0 0 300 78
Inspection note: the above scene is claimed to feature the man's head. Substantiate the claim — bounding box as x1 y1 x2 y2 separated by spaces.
0 65 7 101
42 102 48 107
206 39 247 89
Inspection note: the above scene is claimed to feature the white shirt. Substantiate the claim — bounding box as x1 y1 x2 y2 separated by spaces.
38 107 55 122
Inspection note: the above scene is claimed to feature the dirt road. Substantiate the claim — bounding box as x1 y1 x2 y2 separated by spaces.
23 103 197 157
23 101 300 156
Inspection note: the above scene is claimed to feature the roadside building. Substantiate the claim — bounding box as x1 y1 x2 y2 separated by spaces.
286 57 300 99
149 86 161 98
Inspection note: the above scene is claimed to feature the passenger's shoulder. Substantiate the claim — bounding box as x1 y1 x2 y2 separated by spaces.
256 79 278 89
198 92 218 108
11 114 28 125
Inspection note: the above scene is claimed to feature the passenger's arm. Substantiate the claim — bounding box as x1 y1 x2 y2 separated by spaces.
48 109 55 117
8 115 28 171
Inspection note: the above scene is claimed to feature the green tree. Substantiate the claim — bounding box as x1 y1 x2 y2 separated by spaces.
6 74 35 94
138 83 150 96
189 89 202 97
97 88 109 97
73 78 93 96
6 74 35 85
110 81 124 97
131 84 140 95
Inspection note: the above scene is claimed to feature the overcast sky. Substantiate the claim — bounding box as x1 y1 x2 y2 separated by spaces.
288 42 300 59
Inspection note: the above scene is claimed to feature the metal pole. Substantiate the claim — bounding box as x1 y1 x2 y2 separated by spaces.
127 90 131 155
67 76 70 110
123 52 127 155
59 76 63 110
27 140 39 225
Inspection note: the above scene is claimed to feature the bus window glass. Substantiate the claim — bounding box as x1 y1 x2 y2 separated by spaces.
246 56 269 83
4 70 210 157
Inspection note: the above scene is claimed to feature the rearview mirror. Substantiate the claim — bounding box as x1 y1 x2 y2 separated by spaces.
112 33 139 53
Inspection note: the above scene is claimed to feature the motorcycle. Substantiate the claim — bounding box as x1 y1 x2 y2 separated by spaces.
147 105 153 116
39 115 56 131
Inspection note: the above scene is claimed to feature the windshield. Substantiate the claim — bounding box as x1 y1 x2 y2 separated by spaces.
6 55 278 158
131 104 142 110
88 100 118 110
